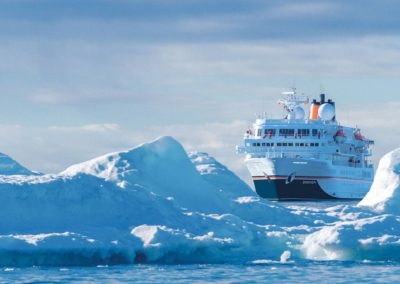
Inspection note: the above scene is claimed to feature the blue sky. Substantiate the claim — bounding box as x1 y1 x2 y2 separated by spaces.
0 0 399 181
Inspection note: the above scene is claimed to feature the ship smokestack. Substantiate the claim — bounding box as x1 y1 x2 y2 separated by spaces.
320 94 325 104
309 99 321 120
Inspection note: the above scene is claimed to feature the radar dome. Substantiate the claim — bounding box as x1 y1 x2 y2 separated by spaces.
318 103 335 121
293 106 305 120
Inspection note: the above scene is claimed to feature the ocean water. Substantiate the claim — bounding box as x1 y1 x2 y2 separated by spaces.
2 262 400 284
2 201 399 283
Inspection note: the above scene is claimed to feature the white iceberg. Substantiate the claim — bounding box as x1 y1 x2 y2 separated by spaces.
358 148 400 214
0 136 304 266
302 213 400 261
1 136 399 265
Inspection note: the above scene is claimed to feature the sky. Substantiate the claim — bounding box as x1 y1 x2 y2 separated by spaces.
0 0 399 184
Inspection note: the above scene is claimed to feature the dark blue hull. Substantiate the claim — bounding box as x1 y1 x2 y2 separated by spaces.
253 178 336 200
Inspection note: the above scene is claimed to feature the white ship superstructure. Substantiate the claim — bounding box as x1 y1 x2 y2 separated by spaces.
237 90 374 200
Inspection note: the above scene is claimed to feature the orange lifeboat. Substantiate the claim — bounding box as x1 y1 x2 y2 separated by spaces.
334 128 347 143
354 130 364 141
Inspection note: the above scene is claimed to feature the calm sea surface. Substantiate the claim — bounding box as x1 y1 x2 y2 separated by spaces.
1 262 400 284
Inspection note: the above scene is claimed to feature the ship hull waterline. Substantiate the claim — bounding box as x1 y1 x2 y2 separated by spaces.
252 176 369 200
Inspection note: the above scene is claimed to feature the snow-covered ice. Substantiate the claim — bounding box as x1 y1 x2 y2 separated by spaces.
0 137 399 265
358 148 400 214
0 137 305 265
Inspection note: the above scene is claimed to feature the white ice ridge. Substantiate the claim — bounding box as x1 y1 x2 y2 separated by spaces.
0 136 306 266
0 137 399 265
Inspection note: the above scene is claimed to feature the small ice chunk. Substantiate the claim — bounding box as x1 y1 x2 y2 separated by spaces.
280 251 291 263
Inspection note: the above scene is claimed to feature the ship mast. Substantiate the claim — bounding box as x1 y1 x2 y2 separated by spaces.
277 88 309 113
277 88 309 119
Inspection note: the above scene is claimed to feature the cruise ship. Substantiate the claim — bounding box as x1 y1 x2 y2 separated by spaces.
237 90 375 200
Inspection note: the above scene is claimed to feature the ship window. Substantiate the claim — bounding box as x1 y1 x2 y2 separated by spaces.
300 143 304 147
312 129 319 136
288 143 293 146
310 143 315 147
252 143 257 147
315 143 319 147
304 143 309 147
257 129 262 136
271 143 275 147
279 129 295 136
283 143 288 146
256 143 261 147
277 143 282 147
295 143 300 147
262 143 266 146
297 129 310 136
264 129 276 136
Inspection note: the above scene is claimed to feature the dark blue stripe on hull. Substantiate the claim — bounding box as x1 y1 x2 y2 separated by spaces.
253 179 335 200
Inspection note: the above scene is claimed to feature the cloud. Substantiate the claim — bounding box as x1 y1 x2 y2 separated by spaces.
1 0 399 42
0 0 397 187
1 35 396 110
272 2 339 17
0 123 139 174
49 123 121 132
28 88 135 106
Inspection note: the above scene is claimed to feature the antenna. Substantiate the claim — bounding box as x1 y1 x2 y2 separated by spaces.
319 81 325 94
278 89 308 113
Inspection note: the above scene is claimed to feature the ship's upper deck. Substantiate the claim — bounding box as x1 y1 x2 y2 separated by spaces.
237 91 374 169
252 117 338 126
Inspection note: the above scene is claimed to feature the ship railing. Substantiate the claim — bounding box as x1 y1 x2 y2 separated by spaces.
238 145 323 154
244 134 327 140
264 152 321 159
253 118 338 125
354 148 372 156
237 147 323 159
